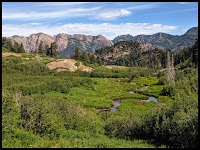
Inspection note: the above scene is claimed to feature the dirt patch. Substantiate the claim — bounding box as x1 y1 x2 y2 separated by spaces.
2 52 21 57
46 59 93 72
78 62 93 72
34 55 43 61
97 108 110 113
56 68 68 72
104 65 128 69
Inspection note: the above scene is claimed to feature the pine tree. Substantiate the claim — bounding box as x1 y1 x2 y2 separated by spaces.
45 45 50 56
47 42 59 57
81 51 90 63
74 48 81 60
192 39 198 66
38 41 44 54
2 37 12 50
90 53 97 64
18 43 25 53
11 42 20 53
97 54 103 66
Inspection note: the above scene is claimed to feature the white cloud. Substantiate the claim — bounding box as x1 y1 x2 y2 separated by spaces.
176 2 188 5
28 23 42 25
93 9 132 21
2 23 178 40
2 7 101 20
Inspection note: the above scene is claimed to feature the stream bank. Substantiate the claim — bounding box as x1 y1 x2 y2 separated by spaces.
98 81 158 113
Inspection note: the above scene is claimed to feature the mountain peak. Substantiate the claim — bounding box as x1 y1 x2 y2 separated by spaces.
183 27 198 36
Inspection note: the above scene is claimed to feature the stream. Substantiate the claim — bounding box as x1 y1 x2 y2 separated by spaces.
110 82 158 112
110 100 121 112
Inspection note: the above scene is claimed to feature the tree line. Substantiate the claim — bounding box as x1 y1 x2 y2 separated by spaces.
71 48 103 66
2 37 25 53
2 37 59 57
36 41 59 57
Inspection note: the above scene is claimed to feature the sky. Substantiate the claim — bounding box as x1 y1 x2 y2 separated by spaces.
2 2 198 40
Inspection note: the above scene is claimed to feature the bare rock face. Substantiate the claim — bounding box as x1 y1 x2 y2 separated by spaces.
9 33 55 53
9 33 113 58
46 59 93 72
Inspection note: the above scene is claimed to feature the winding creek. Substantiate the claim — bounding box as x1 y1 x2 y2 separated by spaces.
109 82 158 112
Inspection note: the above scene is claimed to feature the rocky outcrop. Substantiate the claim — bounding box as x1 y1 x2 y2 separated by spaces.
10 33 55 53
9 33 113 58
46 59 93 72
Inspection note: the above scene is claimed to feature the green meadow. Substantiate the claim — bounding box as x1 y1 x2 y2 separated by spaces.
2 47 198 148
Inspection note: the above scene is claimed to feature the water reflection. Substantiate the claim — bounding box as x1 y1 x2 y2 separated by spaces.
129 90 135 94
110 100 121 112
130 82 136 85
142 97 158 103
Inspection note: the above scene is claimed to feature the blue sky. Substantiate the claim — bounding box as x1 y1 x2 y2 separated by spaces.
2 2 198 40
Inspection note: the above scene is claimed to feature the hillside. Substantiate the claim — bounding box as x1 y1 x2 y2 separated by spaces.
95 40 167 68
8 33 113 58
95 40 147 64
2 48 93 72
112 27 198 53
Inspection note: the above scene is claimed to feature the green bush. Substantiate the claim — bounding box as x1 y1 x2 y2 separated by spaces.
162 84 175 97
2 92 21 133
75 61 80 67
157 76 167 85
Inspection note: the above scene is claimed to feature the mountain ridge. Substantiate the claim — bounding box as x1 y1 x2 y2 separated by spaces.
8 33 113 58
7 27 198 58
112 27 198 52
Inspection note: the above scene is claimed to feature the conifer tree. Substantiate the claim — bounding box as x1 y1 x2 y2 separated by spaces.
46 42 59 57
90 53 97 64
74 48 81 60
19 43 25 53
11 42 20 53
38 41 44 54
2 37 12 51
97 54 103 66
81 51 90 63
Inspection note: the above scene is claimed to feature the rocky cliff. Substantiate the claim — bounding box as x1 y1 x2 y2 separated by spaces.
9 33 113 58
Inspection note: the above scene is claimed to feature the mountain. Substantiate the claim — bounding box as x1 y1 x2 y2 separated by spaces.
112 27 198 53
95 40 148 65
8 27 198 58
8 33 113 58
95 40 168 68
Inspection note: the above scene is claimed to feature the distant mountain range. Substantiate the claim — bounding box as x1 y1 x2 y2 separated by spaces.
8 33 113 58
112 27 198 53
8 27 198 58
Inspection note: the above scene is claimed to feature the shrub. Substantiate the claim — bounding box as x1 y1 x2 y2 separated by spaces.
162 84 175 97
157 76 167 85
75 61 80 67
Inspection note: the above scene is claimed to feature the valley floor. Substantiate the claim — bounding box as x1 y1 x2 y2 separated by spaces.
2 49 198 148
